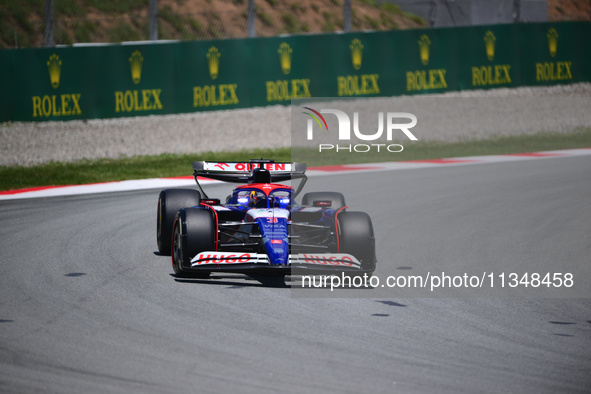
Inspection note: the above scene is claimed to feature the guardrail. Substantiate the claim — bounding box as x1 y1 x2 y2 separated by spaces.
0 21 589 122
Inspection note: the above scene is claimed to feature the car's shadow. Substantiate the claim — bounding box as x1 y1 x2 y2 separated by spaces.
171 274 376 290
171 273 292 288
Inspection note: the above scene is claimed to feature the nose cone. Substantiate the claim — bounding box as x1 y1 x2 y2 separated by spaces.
265 238 289 265
255 215 289 266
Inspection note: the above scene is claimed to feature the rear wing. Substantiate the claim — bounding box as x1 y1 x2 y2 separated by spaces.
192 159 308 197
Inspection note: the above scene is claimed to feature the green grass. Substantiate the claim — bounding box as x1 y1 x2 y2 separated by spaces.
380 10 399 30
364 15 380 30
321 12 339 32
295 127 591 167
89 0 146 14
188 18 203 35
0 148 290 191
159 5 188 36
1 129 590 192
257 9 274 27
108 22 142 42
281 13 299 34
55 1 87 17
71 20 98 43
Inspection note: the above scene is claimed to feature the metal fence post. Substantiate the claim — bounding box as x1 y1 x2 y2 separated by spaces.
44 0 54 46
248 0 256 38
513 0 521 22
149 0 158 40
344 0 352 32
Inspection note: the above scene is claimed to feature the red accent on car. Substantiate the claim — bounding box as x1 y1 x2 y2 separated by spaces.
234 183 292 197
214 163 229 170
200 202 219 251
334 206 348 253
171 219 178 269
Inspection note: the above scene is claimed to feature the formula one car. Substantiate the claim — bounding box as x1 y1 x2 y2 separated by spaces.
156 159 376 279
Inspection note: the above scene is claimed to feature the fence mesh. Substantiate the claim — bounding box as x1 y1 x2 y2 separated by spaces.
385 0 552 28
1 0 586 49
2 0 425 48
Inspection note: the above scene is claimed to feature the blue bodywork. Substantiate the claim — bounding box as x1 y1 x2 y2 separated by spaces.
222 184 335 266
255 214 289 265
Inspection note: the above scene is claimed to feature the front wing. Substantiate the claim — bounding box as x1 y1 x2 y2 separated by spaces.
189 251 364 274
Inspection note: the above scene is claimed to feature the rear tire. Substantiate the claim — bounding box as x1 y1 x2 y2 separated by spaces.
301 191 346 210
172 208 215 278
157 189 201 255
337 211 376 276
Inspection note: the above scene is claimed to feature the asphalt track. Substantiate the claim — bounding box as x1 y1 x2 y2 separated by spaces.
1 155 590 393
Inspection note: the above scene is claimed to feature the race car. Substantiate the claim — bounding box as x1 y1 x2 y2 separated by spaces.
156 159 376 279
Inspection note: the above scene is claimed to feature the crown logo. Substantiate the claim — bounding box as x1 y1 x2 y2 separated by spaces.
47 54 62 89
484 31 496 61
278 42 293 75
546 28 558 57
207 46 221 80
350 38 363 70
129 51 143 84
418 35 431 66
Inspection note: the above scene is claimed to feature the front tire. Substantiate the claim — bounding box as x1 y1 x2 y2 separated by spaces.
172 208 216 278
337 211 376 276
157 189 201 255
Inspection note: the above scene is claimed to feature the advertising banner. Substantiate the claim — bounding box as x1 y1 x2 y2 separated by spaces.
0 21 588 122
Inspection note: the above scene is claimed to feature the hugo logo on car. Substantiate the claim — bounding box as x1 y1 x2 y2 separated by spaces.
301 254 356 266
191 252 255 265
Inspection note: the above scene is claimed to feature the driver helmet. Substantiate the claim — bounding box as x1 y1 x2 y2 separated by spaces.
249 190 267 207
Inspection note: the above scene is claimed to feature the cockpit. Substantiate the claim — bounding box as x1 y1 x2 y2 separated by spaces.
229 187 293 209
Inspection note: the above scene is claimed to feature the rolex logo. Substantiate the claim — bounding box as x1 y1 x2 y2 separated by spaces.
47 54 62 89
207 46 221 80
546 28 558 57
418 35 431 66
350 38 363 70
278 42 292 75
484 31 496 61
129 50 143 84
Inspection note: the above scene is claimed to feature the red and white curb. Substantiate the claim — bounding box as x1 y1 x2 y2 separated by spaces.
1 148 590 201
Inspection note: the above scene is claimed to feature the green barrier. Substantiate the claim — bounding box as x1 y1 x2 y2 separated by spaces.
0 21 588 122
